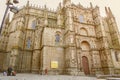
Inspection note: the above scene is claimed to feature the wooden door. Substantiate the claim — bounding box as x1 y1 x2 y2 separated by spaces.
82 56 90 75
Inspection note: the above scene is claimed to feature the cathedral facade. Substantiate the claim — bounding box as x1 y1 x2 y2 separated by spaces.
0 0 120 75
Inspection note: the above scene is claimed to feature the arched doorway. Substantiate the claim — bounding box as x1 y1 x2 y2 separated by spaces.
82 56 90 75
81 41 90 75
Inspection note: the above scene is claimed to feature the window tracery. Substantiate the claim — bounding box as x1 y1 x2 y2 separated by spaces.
79 15 84 23
55 34 60 42
27 37 31 48
32 20 36 29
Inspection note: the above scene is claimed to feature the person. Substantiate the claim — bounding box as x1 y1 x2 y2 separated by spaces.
45 68 48 75
12 71 16 76
3 71 7 76
0 66 2 72
7 66 13 76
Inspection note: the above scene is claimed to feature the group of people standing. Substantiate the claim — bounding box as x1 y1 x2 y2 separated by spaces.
3 66 16 76
2 67 48 76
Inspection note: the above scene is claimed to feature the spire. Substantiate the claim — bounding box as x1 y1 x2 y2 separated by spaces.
105 7 109 15
26 0 29 7
63 0 71 7
44 4 48 26
108 7 114 17
105 7 114 17
57 2 62 12
25 0 29 14
78 2 83 8
59 2 62 9
44 4 47 9
90 2 93 8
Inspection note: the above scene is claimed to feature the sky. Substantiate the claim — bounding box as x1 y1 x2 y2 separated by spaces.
0 0 120 30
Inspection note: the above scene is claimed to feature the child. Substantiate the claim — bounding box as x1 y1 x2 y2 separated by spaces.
3 71 7 76
12 71 16 76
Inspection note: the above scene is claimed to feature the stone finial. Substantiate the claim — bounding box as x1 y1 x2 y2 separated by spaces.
105 7 108 15
57 2 62 12
78 2 81 6
90 2 93 8
59 2 62 8
63 0 71 7
26 0 29 7
108 7 114 17
44 4 47 9
43 4 48 26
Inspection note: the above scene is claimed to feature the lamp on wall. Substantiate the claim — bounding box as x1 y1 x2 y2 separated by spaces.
0 0 19 35
10 5 19 13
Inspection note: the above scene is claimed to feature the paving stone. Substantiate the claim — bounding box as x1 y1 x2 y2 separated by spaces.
0 73 97 80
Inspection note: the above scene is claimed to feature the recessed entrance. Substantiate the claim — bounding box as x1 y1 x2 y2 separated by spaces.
82 56 90 75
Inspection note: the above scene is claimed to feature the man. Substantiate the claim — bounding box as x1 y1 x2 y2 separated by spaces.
7 66 13 76
45 68 48 75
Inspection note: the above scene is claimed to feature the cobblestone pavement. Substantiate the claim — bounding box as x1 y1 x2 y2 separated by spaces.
0 73 97 80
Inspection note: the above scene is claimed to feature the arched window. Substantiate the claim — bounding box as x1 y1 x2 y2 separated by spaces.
32 20 36 29
27 37 31 48
55 34 60 42
79 15 84 23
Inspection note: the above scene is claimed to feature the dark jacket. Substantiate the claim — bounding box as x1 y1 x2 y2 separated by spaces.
7 67 12 73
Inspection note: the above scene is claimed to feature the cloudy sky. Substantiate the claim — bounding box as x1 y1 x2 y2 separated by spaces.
0 0 120 30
